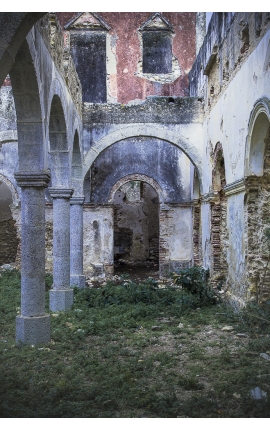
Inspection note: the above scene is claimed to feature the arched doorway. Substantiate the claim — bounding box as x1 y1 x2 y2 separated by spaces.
113 179 159 276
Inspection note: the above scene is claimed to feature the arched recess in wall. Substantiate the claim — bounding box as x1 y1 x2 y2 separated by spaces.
82 125 203 190
210 143 228 284
48 94 69 187
0 176 19 265
245 98 270 302
71 130 83 196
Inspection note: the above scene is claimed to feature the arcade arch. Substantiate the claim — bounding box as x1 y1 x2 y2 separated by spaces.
245 99 270 302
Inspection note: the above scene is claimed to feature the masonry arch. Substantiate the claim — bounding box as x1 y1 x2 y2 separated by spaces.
245 99 270 302
82 124 203 189
9 38 46 171
0 13 45 86
48 94 70 186
109 174 165 204
245 97 270 177
0 173 19 206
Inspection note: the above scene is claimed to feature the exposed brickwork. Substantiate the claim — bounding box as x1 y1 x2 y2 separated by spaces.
192 201 202 266
210 145 229 284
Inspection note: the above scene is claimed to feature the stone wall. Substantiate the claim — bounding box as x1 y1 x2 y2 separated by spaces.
159 204 192 275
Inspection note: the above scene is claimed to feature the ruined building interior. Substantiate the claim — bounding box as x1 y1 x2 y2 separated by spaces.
1 11 270 344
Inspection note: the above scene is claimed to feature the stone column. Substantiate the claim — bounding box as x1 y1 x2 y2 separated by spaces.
14 171 51 345
70 196 86 288
49 187 74 311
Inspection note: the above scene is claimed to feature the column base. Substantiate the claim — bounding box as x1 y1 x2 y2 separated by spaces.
70 274 86 288
50 289 74 311
16 314 50 345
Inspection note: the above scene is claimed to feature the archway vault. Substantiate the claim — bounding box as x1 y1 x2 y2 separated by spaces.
82 124 203 188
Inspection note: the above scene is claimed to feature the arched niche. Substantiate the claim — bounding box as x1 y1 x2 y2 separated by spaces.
48 94 69 187
246 98 270 177
249 112 270 176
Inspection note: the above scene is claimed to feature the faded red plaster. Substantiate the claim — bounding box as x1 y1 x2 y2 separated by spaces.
100 12 196 104
56 12 196 104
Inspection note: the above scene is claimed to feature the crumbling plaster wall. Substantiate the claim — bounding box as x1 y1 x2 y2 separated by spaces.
190 14 270 304
83 205 114 276
57 12 198 104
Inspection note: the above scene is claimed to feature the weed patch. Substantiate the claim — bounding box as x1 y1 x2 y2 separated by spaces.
0 270 269 417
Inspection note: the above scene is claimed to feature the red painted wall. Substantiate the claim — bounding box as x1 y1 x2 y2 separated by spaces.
56 12 196 104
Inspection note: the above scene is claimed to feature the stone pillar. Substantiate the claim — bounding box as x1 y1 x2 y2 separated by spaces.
49 187 74 311
70 196 86 288
14 171 51 345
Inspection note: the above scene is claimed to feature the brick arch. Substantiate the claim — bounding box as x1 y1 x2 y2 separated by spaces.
108 174 165 203
82 124 203 188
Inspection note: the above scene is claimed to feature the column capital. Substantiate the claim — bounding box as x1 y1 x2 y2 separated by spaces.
49 187 74 199
14 171 51 188
70 196 85 205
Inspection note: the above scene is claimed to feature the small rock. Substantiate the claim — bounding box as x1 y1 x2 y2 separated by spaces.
250 387 267 400
65 322 74 329
151 326 162 331
233 393 241 399
235 333 249 338
51 313 59 317
178 323 184 328
260 353 270 361
221 326 234 331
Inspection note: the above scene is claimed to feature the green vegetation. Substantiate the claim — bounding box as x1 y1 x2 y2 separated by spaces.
0 268 270 418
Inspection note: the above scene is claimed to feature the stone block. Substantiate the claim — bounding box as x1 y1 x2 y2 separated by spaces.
70 274 86 288
49 289 73 311
16 314 50 345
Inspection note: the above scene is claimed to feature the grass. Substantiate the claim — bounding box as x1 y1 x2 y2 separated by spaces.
0 268 270 417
